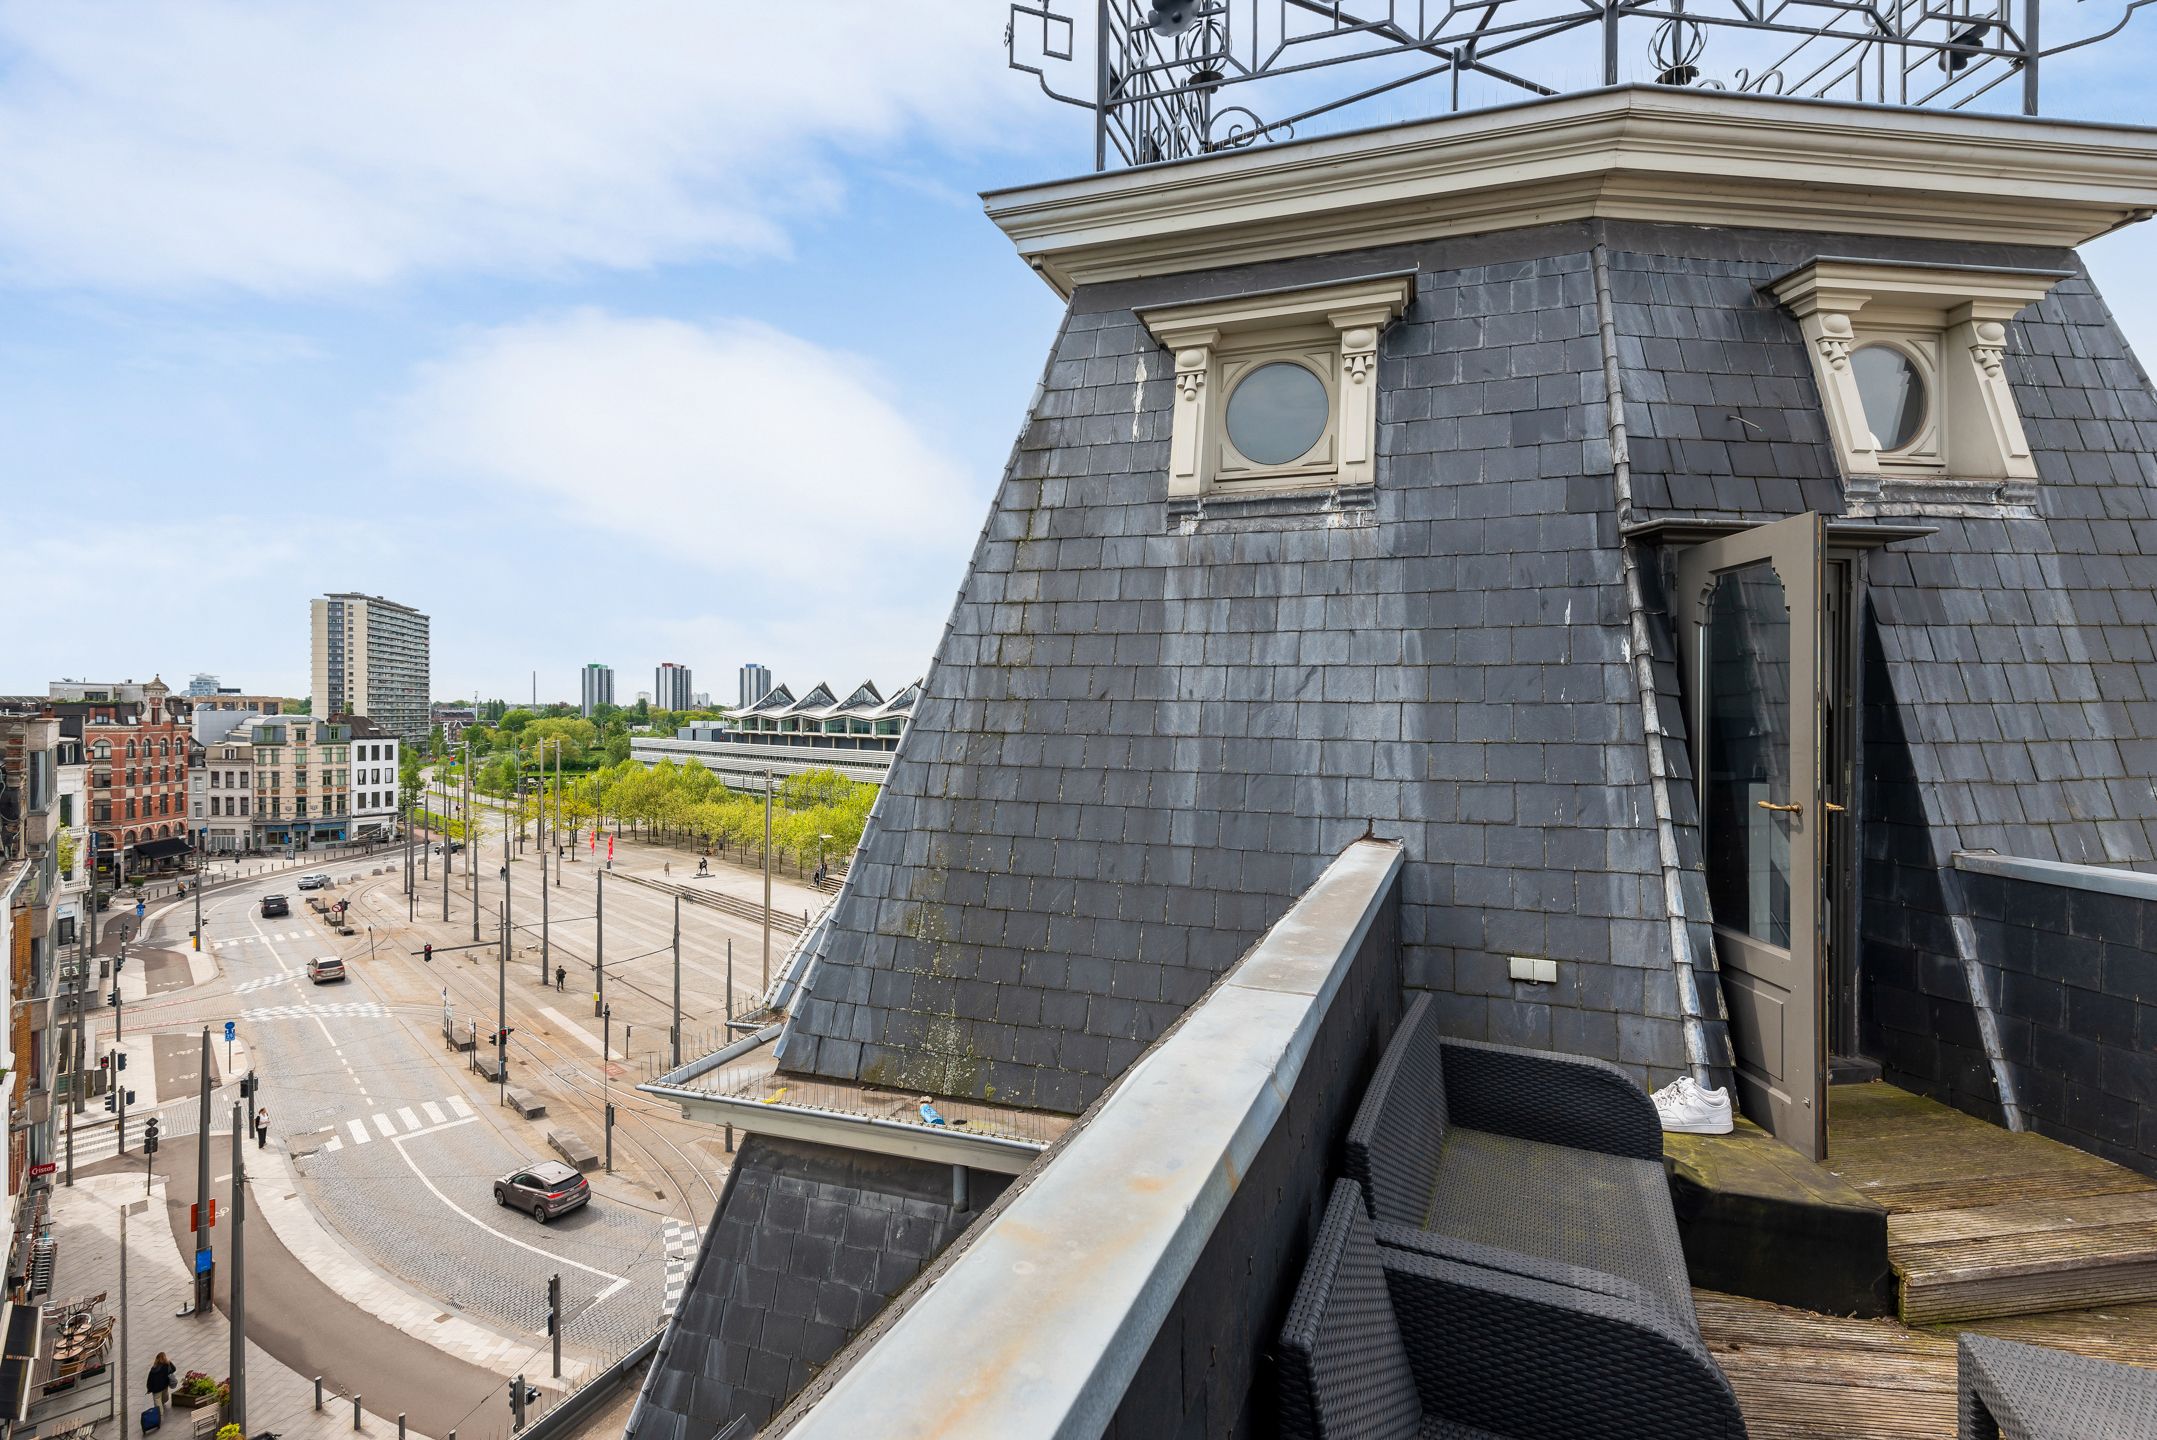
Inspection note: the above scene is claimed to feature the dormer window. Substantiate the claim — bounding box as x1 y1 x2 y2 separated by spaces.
1138 273 1411 504
1769 259 2067 511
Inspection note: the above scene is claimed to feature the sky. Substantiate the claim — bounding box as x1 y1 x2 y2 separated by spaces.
4 1 2157 707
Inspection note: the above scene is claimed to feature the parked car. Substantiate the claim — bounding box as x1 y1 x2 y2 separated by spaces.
260 894 290 918
306 956 346 984
493 1162 590 1223
296 873 330 891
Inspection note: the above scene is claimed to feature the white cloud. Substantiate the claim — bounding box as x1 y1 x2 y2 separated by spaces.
3 520 361 696
0 1 1037 294
393 308 981 672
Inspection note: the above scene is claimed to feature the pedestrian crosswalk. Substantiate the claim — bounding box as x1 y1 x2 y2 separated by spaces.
211 932 318 949
661 1219 703 1322
55 1093 213 1165
319 1094 474 1153
242 1001 389 1021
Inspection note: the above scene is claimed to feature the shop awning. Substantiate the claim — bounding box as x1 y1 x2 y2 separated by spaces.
129 837 191 860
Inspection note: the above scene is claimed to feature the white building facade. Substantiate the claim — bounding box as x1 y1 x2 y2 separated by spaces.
350 735 401 841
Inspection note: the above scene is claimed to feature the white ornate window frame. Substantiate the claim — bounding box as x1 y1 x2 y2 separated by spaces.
1769 259 2066 514
1137 273 1413 503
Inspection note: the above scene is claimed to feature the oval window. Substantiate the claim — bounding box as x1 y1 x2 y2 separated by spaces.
1850 345 1926 452
1224 362 1327 466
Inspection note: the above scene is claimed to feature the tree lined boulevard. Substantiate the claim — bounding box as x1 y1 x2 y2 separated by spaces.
59 796 826 1438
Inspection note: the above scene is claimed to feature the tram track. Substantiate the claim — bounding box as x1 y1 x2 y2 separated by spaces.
344 874 730 1221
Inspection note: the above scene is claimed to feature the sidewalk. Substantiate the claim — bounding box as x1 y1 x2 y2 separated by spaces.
48 1170 446 1440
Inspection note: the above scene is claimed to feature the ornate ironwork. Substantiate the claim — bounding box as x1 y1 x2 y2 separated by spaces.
1007 0 2156 170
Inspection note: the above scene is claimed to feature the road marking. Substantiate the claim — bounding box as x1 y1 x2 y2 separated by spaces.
396 1106 420 1132
383 1123 627 1290
420 1102 446 1125
372 1113 397 1139
538 1007 604 1056
346 1120 370 1146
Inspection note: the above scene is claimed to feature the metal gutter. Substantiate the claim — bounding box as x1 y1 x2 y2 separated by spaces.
639 1024 1046 1175
1953 850 2157 902
642 1086 1046 1175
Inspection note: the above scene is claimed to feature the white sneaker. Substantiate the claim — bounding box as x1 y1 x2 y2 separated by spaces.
1651 1075 1734 1135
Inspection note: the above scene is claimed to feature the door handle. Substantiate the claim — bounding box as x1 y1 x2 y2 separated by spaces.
1823 802 1846 814
1756 800 1804 815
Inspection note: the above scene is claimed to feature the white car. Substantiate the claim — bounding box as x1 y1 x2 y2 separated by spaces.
296 873 330 891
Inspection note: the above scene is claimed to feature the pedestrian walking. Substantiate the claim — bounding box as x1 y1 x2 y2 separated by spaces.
555 965 565 992
146 1351 175 1419
254 1108 269 1149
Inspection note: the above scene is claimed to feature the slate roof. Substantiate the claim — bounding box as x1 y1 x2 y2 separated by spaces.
627 1135 995 1440
772 215 2157 1117
777 222 1689 1114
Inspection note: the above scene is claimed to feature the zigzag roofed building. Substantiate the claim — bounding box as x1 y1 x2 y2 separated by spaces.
622 37 2157 1440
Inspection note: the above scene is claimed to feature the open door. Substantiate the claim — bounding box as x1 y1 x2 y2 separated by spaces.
1674 512 1829 1161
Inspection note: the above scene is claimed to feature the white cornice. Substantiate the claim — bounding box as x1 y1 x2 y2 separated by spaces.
984 87 2157 297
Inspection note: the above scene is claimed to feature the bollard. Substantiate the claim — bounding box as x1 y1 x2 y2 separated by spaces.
354 1393 363 1429
316 1376 325 1410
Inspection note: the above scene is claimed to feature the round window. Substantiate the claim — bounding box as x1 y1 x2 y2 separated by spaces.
1850 345 1927 453
1224 362 1328 466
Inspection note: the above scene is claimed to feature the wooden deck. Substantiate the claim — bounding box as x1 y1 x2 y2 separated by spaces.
1700 1289 2157 1438
1697 1084 2157 1436
1827 1083 2157 1324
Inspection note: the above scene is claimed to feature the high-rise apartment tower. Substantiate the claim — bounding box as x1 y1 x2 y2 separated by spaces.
581 663 615 716
654 662 693 712
738 662 772 710
310 593 431 743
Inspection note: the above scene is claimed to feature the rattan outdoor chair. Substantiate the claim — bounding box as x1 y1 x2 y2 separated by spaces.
1344 992 1696 1331
1280 1179 1748 1439
1958 1332 2157 1438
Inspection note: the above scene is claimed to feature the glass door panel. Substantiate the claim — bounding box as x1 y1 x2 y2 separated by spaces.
1676 513 1827 1162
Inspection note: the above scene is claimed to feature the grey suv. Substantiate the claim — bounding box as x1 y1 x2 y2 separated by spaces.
493 1162 590 1223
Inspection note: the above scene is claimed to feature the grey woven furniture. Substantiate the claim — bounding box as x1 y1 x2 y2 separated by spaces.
1345 992 1697 1330
1958 1332 2157 1438
1280 1179 1748 1439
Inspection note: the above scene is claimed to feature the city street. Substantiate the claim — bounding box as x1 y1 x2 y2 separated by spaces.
62 810 826 1435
